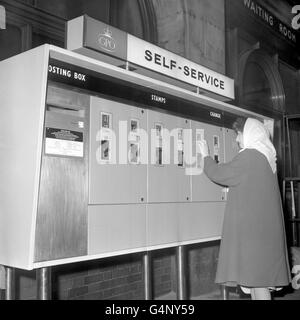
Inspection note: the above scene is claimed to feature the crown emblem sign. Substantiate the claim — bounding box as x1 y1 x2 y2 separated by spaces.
98 26 116 52
103 27 112 38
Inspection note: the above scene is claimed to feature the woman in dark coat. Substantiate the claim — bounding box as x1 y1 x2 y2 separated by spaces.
198 117 291 300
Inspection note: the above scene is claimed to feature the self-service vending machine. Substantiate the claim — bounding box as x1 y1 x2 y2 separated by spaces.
0 15 274 298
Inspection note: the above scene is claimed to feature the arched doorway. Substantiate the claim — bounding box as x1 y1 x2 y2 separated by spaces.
109 0 157 43
238 49 285 114
237 49 286 180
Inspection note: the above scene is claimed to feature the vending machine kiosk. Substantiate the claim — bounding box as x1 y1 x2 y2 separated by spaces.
0 15 274 299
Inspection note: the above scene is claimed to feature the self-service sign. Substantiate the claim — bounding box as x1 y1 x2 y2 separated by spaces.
68 15 235 100
127 34 235 100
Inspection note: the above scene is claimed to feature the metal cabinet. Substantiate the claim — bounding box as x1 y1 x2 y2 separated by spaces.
89 96 147 205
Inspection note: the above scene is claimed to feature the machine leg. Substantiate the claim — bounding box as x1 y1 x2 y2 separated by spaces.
5 267 16 300
143 251 152 300
37 267 52 300
221 285 229 300
292 223 298 247
176 245 187 300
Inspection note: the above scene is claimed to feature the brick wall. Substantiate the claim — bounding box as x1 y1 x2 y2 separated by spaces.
188 242 220 297
53 256 144 300
152 250 175 297
12 251 175 300
2 242 220 300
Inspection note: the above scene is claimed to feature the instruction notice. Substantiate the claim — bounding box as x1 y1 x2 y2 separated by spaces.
155 123 163 166
177 128 184 167
45 127 84 157
213 135 220 163
99 112 113 163
129 119 140 165
196 129 204 172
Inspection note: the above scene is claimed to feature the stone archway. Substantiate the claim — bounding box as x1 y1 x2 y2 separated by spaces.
237 48 286 181
109 0 158 43
109 0 226 74
238 48 285 113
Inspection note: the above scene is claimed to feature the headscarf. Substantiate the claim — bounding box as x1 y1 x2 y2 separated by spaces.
241 118 277 174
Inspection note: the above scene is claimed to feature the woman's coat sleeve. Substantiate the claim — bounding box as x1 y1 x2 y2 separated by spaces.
203 153 246 187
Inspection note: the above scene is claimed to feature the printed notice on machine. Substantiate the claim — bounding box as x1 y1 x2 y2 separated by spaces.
196 128 205 172
99 112 113 163
129 119 140 165
45 127 84 157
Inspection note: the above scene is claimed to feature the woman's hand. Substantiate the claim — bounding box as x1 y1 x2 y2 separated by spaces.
198 140 210 157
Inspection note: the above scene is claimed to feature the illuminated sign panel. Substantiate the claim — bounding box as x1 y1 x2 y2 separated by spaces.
67 15 235 100
127 35 235 100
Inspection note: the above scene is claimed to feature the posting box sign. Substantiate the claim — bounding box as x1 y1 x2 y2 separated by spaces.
127 34 235 100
